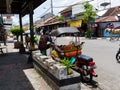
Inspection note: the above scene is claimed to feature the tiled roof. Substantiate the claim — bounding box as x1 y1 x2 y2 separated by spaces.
95 16 118 22
38 16 56 27
96 6 120 22
102 6 120 17
59 5 72 14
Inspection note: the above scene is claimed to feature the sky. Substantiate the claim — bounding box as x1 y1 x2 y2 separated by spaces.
11 0 120 26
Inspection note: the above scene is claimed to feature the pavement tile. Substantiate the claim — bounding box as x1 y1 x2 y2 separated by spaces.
0 42 91 90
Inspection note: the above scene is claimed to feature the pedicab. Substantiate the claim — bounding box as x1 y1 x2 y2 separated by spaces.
50 27 97 82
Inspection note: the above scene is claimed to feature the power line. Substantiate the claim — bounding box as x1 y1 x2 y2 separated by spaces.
51 0 53 15
34 7 51 20
53 6 71 8
40 8 51 17
34 0 95 20
52 0 94 8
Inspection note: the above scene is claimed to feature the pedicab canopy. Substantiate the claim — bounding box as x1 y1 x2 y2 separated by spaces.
51 27 80 37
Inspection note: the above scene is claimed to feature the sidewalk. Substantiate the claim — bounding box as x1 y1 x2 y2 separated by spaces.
0 42 90 90
0 42 52 90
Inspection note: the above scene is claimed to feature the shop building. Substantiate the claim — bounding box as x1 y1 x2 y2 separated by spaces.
95 6 120 37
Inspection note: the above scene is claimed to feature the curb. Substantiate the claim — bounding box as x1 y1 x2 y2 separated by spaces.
80 37 110 40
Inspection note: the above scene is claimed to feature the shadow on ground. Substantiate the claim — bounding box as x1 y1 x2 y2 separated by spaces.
0 52 35 90
82 79 99 89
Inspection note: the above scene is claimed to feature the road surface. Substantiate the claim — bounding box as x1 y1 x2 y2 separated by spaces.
56 37 120 90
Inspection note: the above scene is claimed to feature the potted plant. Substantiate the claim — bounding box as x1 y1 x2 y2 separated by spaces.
10 27 24 48
60 58 74 75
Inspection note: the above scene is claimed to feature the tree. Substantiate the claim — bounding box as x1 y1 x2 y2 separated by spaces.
10 27 24 41
83 2 96 24
82 2 97 38
56 15 64 21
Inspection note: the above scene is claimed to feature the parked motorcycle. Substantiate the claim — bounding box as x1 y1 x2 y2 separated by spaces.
50 27 98 82
72 54 97 82
116 44 120 63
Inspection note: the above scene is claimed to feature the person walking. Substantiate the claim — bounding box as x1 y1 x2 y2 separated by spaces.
38 30 52 55
25 34 30 48
0 28 7 46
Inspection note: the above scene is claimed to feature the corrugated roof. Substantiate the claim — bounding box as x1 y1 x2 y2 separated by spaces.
0 0 46 16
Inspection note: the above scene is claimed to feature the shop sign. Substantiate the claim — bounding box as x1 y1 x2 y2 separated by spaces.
70 19 82 27
72 4 85 15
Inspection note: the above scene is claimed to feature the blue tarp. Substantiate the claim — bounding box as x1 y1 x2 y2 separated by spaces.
104 28 119 37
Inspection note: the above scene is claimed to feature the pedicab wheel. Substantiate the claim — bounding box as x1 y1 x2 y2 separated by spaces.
80 65 93 83
116 52 120 63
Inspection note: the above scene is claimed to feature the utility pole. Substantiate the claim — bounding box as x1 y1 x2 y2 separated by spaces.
110 0 111 8
51 0 53 15
50 0 53 26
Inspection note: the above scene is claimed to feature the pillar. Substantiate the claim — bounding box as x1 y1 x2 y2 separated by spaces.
19 13 25 53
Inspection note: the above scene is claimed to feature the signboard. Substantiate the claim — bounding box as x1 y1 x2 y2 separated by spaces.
70 19 82 27
7 16 10 19
2 14 14 16
72 4 85 15
4 16 12 24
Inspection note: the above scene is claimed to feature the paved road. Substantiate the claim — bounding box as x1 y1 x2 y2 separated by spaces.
3 37 120 90
81 38 120 90
56 37 120 90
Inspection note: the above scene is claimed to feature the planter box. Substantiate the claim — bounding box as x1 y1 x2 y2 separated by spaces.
14 41 20 49
32 51 81 90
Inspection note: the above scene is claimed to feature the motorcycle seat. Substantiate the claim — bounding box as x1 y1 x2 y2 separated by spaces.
77 54 93 62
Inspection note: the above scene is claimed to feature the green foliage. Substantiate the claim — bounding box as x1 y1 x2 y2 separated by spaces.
85 30 93 38
6 30 10 36
56 15 64 21
83 2 96 24
35 27 40 34
60 58 74 75
10 27 24 41
10 27 24 36
34 36 38 43
82 2 97 38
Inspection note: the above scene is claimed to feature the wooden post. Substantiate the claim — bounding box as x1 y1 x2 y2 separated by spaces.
27 0 34 63
29 0 35 51
19 13 25 53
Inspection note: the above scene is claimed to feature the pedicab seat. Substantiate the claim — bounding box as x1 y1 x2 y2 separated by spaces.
77 54 93 62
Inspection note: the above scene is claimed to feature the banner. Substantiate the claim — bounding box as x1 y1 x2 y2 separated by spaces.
70 19 82 27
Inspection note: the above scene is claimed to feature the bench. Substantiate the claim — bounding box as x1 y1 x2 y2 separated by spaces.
0 45 7 54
